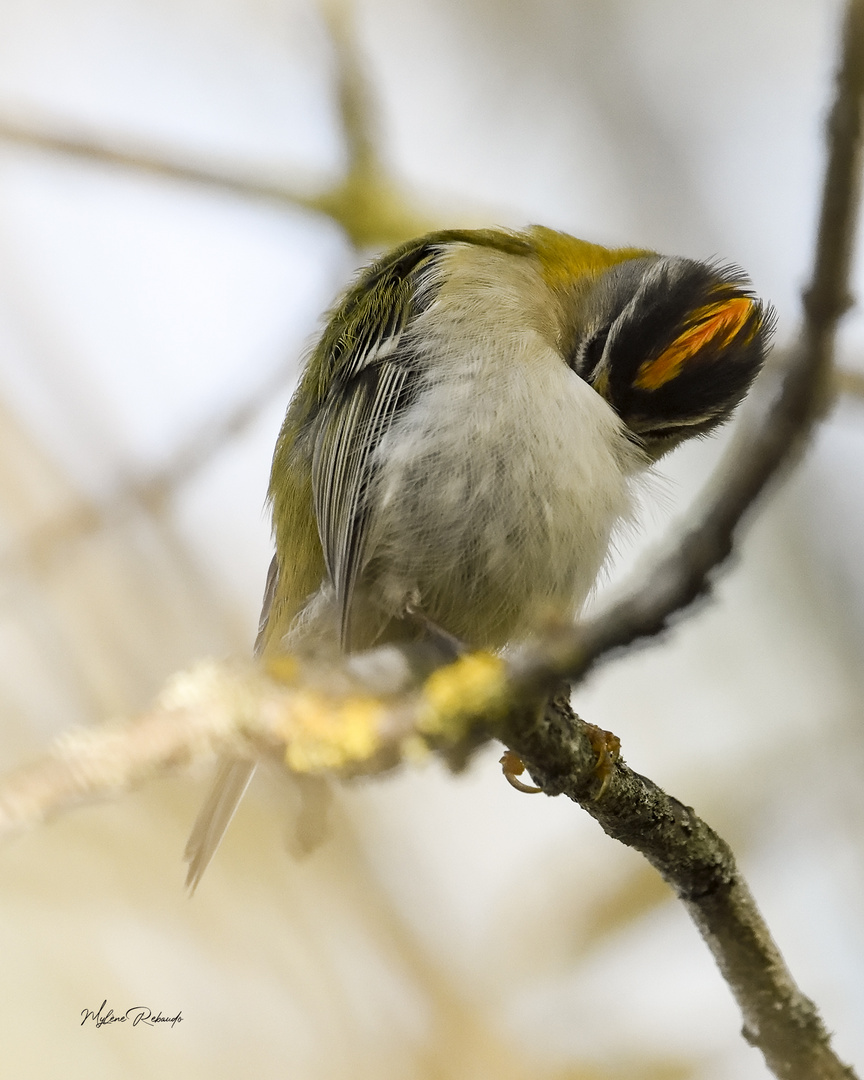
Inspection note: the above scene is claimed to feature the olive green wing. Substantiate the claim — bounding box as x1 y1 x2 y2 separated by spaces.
185 230 532 888
312 249 435 650
280 229 534 651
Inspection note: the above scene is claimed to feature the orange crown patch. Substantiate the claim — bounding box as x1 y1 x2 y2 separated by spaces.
634 295 757 392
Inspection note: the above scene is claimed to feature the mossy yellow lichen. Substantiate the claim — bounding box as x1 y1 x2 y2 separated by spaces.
418 652 509 741
277 652 509 774
283 690 384 772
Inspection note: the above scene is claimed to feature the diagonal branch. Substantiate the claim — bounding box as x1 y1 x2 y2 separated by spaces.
0 111 327 211
499 4 864 1075
507 0 864 703
502 691 858 1080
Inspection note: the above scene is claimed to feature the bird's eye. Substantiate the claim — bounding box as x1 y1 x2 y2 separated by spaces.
637 425 682 441
637 416 717 443
578 324 611 380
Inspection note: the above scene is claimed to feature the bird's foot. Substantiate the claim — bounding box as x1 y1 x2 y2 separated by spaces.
500 750 543 794
584 722 621 800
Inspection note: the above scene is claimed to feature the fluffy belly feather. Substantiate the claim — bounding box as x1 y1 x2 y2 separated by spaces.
363 338 644 647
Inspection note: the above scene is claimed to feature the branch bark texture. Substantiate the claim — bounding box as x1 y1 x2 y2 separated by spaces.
504 692 857 1080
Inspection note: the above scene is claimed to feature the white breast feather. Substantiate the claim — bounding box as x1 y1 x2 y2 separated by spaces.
363 243 647 645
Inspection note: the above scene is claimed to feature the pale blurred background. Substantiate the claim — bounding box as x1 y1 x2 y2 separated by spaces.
0 1 862 1077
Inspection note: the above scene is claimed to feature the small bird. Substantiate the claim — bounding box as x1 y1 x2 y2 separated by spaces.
184 225 773 888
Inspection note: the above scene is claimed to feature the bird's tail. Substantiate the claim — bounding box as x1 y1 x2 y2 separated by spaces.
183 757 256 892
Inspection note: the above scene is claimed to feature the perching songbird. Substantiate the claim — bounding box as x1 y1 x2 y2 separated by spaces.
184 225 773 888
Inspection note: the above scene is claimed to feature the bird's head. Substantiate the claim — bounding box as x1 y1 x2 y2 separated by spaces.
564 253 775 458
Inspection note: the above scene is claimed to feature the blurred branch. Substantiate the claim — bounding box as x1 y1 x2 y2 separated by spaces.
504 0 864 704
836 364 864 399
0 358 292 588
0 3 435 251
314 0 439 246
0 651 504 839
0 111 323 210
0 0 442 576
0 643 856 1079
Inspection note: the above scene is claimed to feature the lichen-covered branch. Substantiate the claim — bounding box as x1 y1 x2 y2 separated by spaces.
503 691 858 1080
0 644 857 1077
0 651 509 839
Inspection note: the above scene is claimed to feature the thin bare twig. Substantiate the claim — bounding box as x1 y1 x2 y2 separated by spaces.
0 2 435 251
0 2 441 577
507 0 864 707
0 112 325 209
500 4 864 1074
0 357 299 579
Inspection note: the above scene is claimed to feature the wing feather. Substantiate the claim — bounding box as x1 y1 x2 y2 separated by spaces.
184 230 533 886
309 244 452 648
313 349 416 648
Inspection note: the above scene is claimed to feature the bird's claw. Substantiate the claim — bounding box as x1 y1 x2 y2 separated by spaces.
500 750 543 794
584 723 621 799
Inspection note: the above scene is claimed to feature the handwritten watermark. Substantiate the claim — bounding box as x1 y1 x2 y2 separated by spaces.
80 1000 183 1029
